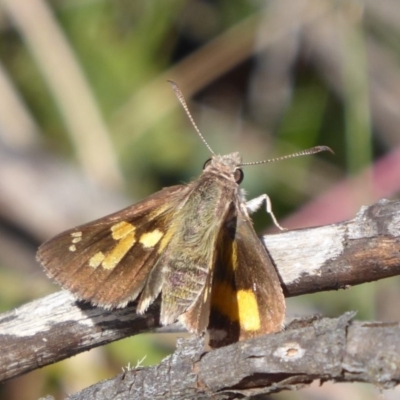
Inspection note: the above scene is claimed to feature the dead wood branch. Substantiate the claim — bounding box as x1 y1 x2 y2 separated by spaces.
66 313 400 399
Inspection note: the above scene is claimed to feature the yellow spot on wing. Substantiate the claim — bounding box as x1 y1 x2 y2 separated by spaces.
89 252 105 268
203 287 209 303
212 283 260 331
71 231 82 237
158 229 173 253
237 289 260 331
102 233 136 270
69 245 76 252
231 241 238 271
86 222 137 270
139 229 163 248
111 221 136 240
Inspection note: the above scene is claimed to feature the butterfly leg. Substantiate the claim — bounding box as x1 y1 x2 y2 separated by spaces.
245 194 286 231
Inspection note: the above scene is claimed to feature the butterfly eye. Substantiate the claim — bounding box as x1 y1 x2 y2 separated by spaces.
203 158 212 170
234 168 244 184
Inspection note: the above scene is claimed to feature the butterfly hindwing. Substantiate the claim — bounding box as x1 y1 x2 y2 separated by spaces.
208 208 286 347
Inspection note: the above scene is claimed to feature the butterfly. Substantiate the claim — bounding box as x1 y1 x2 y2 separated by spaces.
37 81 331 347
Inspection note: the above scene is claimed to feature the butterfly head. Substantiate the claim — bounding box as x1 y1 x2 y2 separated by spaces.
203 152 244 184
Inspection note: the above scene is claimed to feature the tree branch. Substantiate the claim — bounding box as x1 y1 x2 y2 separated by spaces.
266 198 400 296
65 313 400 400
1 199 400 390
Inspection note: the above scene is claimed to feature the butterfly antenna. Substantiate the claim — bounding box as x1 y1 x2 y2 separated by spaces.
168 80 215 156
239 146 334 166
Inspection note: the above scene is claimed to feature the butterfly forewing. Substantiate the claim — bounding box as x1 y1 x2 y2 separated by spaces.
37 185 190 308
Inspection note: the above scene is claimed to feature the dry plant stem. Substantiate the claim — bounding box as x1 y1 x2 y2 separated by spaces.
0 199 400 385
1 0 122 187
114 0 330 143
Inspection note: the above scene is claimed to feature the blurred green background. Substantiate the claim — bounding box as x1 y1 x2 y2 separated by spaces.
0 0 400 399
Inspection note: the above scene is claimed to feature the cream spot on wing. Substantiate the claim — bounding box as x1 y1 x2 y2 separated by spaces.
69 245 76 252
91 222 137 270
70 231 82 246
111 221 136 240
89 252 105 268
203 287 209 303
102 233 136 270
139 229 163 248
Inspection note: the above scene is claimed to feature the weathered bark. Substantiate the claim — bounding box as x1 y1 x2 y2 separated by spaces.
67 313 400 399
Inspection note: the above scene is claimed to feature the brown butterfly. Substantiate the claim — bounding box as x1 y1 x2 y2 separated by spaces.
37 82 331 347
